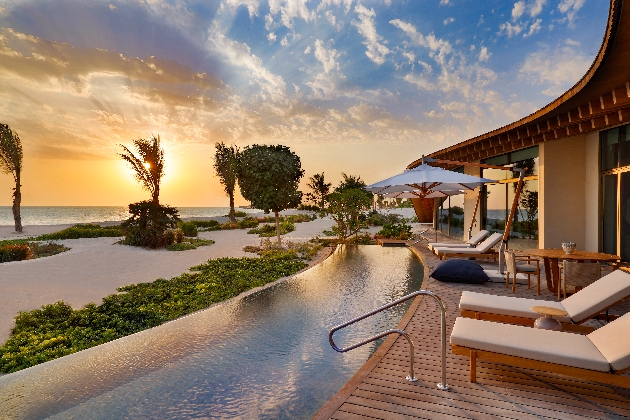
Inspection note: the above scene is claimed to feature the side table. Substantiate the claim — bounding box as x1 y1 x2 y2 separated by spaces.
530 306 568 332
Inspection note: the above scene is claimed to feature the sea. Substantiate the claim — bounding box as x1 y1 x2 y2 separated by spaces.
0 207 259 226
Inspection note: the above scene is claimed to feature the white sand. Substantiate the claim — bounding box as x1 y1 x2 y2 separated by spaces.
0 209 420 342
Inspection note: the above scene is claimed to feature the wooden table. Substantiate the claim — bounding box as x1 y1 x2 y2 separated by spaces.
531 305 568 331
524 249 620 293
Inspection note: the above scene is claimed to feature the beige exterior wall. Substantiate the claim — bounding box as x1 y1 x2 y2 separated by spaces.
539 134 588 249
463 164 482 240
539 131 601 251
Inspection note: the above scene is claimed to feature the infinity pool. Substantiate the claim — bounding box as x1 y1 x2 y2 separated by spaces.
0 245 423 419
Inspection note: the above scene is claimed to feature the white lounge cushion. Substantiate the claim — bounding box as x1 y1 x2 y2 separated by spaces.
562 269 630 323
433 246 483 255
434 233 503 255
459 291 571 323
428 230 489 250
588 312 630 372
428 243 472 251
451 317 610 372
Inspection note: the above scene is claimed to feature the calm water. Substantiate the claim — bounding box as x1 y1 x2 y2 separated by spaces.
0 246 424 419
0 206 260 225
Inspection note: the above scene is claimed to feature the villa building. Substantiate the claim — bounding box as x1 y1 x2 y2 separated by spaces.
411 0 630 260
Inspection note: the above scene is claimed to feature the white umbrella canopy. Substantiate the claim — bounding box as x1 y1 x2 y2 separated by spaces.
365 164 494 198
381 190 463 199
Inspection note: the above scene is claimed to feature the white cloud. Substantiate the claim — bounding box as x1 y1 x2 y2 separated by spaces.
390 19 452 65
281 36 289 46
512 1 525 21
565 38 580 46
558 0 585 25
499 21 523 37
317 0 355 14
439 0 450 5
209 32 286 101
353 4 389 65
109 4 116 11
519 44 591 96
268 0 315 29
443 17 455 25
478 46 490 62
224 0 260 17
267 32 277 42
313 39 340 73
524 19 542 37
529 0 546 17
304 45 312 54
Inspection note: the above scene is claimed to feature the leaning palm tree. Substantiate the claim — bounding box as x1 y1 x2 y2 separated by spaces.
213 142 240 223
0 124 23 233
119 135 165 205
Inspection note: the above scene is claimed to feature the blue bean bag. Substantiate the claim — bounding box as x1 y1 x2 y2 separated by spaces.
430 259 489 284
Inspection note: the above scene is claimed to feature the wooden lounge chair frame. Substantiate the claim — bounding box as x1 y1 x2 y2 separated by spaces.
436 249 498 261
460 297 625 334
452 344 630 388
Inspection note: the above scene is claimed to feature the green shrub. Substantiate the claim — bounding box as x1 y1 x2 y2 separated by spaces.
247 221 295 237
237 216 259 229
190 220 221 229
37 224 123 240
377 222 412 240
243 238 322 260
366 211 405 227
166 238 214 251
347 233 375 245
28 242 68 258
179 222 198 237
0 254 305 373
0 244 32 262
121 201 180 248
298 204 319 211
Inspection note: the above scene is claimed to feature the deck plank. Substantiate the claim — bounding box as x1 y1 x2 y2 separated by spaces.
313 233 630 419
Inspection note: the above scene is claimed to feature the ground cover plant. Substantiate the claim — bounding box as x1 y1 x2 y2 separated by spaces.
243 238 323 260
248 221 295 237
36 224 123 240
0 253 307 373
377 222 413 240
166 238 214 251
0 239 69 263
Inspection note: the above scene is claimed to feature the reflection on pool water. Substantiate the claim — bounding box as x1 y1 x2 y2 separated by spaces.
0 245 423 419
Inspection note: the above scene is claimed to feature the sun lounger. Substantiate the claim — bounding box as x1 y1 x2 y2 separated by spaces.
459 269 630 333
451 312 630 388
427 230 489 251
433 232 503 260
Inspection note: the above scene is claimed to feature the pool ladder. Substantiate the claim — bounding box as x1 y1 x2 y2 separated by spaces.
329 290 450 390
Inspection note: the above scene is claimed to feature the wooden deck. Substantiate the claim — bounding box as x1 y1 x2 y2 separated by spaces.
314 235 630 419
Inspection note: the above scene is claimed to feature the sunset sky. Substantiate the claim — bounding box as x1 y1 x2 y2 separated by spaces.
0 0 608 207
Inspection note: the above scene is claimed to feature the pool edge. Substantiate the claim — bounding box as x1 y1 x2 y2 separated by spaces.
311 245 429 420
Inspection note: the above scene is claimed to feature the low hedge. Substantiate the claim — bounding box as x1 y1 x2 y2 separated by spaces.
0 254 307 373
0 244 32 262
37 224 123 240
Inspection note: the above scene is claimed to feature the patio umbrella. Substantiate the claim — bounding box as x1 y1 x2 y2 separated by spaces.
381 190 463 199
365 164 494 198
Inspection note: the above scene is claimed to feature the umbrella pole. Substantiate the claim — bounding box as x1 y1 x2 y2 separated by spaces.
468 188 482 240
500 167 525 274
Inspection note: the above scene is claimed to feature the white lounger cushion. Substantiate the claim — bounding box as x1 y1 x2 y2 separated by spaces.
588 312 630 372
428 230 489 251
459 291 571 323
451 317 610 372
561 269 630 323
434 232 503 255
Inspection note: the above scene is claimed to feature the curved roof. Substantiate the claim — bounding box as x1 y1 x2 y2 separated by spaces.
408 0 630 169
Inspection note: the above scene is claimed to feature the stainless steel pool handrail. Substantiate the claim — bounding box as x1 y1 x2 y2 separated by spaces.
329 290 450 390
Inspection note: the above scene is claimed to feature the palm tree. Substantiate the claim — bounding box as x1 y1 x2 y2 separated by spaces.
0 124 23 233
119 135 165 205
213 142 240 223
306 172 331 209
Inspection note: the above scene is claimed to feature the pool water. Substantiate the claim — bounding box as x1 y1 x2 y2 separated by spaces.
0 246 424 419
